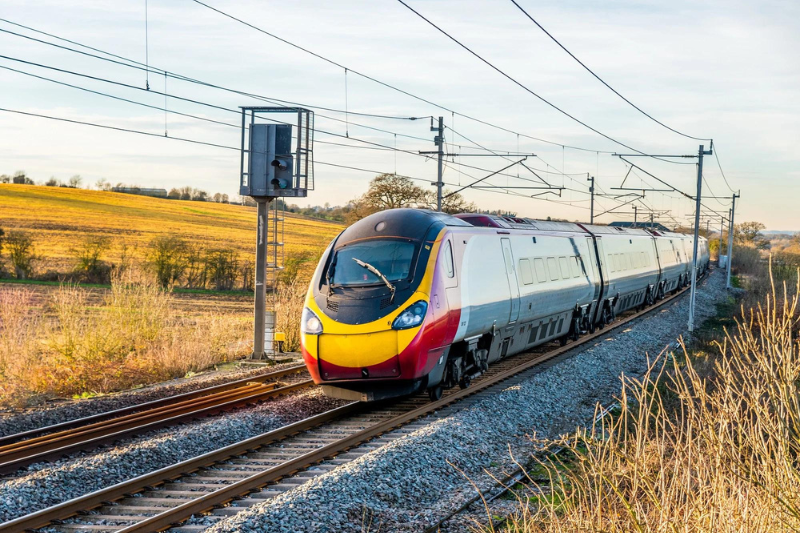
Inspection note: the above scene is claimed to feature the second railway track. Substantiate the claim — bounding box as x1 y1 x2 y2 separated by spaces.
0 364 311 476
1 283 693 533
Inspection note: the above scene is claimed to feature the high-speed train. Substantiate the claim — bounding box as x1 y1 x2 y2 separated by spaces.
300 209 709 402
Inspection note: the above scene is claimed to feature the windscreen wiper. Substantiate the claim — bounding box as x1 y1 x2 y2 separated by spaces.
352 258 396 303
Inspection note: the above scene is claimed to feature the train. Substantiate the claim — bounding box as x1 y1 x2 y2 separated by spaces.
300 208 709 402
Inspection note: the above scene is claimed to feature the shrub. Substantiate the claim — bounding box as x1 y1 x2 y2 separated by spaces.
5 230 37 279
184 244 208 289
147 235 188 288
278 250 315 286
71 235 112 283
205 248 239 291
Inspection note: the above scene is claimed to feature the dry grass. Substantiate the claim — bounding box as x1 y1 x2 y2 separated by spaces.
0 270 250 407
494 274 800 532
0 184 341 274
275 281 307 353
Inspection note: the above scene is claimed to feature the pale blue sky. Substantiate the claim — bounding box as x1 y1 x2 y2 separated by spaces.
1 0 797 229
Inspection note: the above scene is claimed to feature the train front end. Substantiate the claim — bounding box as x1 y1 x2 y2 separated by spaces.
300 209 454 401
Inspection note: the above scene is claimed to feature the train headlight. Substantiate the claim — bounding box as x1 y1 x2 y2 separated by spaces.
302 308 323 335
392 300 428 330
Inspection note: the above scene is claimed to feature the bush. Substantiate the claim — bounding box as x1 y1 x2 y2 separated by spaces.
71 235 112 283
205 249 239 291
5 230 37 279
278 250 315 286
147 235 188 288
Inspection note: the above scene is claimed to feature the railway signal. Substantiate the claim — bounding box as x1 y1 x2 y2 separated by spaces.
239 106 315 360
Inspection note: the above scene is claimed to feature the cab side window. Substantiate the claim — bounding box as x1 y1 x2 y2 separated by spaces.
443 240 455 278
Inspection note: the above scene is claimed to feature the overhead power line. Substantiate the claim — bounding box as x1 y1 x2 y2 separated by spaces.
0 56 592 200
179 3 614 154
393 0 698 164
508 0 709 142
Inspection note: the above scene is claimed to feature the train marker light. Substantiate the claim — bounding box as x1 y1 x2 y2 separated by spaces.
302 308 323 335
392 301 428 330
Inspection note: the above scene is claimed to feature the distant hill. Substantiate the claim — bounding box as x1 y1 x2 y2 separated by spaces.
0 184 343 272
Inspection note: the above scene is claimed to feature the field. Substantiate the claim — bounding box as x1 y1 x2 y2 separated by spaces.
0 185 342 407
0 184 342 274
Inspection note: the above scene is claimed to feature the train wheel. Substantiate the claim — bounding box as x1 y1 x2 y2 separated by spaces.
428 386 443 401
459 375 471 390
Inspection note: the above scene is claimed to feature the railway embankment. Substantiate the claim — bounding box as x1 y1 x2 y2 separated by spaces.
202 271 728 533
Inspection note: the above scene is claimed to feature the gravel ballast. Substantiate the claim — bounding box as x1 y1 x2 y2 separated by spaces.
202 272 729 533
0 389 346 522
0 360 305 438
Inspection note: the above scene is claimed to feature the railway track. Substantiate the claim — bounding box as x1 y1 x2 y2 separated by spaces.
0 284 692 533
0 364 311 476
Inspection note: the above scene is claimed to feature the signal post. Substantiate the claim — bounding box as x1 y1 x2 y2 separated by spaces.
239 107 314 360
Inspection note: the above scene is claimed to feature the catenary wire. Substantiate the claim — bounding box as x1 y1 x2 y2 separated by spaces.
393 0 696 166
508 0 709 141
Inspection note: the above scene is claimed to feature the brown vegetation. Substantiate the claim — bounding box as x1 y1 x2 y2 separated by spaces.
0 270 249 407
494 256 800 532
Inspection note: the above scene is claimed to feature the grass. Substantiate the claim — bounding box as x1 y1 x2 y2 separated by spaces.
0 277 253 297
489 268 800 532
0 184 342 274
0 269 257 407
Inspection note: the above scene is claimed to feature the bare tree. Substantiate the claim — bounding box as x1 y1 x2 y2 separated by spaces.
363 174 425 209
68 175 82 188
422 188 476 214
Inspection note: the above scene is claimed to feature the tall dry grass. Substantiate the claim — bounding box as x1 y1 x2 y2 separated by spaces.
498 273 800 532
0 270 249 406
275 280 306 353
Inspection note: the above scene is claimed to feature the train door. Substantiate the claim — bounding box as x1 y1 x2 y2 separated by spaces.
441 237 461 333
500 238 520 324
591 236 609 324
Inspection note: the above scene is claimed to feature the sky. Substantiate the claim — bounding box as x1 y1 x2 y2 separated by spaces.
1 0 798 230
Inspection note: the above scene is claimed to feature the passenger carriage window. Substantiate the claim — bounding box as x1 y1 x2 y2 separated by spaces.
534 258 547 282
570 256 581 278
519 259 534 285
559 257 570 279
443 240 455 278
547 257 559 281
622 254 629 270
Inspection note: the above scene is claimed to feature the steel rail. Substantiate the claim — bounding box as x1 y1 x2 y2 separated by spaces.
0 380 314 475
0 364 308 448
1 281 694 533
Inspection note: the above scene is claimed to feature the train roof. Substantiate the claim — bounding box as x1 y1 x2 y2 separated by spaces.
454 213 584 232
580 224 654 237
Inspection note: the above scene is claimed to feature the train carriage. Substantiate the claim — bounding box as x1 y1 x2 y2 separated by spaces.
301 208 708 402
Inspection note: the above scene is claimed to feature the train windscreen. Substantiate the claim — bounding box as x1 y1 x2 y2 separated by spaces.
330 240 416 287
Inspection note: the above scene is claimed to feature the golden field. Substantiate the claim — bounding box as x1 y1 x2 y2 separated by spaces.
0 184 342 272
0 184 341 406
